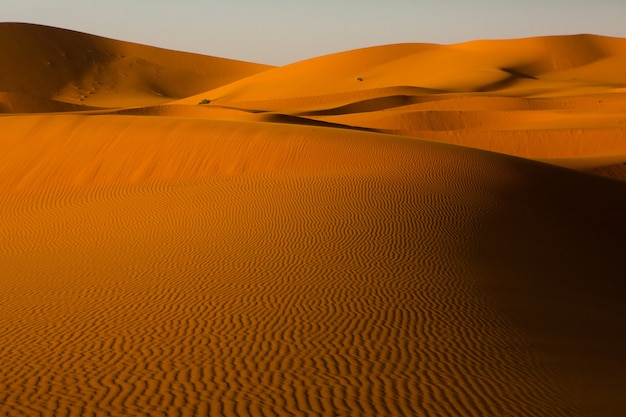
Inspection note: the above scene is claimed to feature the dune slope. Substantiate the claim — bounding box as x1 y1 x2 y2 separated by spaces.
0 23 273 108
0 115 625 417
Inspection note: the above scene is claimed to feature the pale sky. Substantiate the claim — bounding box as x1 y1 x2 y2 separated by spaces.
2 0 626 65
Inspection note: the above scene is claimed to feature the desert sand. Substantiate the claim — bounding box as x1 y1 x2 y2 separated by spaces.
0 23 625 417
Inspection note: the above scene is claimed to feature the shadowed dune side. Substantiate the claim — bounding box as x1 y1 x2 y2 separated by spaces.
0 23 273 109
471 161 626 414
379 93 626 111
110 104 367 132
0 115 625 416
0 92 103 113
112 103 262 120
311 100 626 129
586 162 626 181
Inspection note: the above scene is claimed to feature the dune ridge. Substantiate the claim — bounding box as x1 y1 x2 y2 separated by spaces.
1 23 625 416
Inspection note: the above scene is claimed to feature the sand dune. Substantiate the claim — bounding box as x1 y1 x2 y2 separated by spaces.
0 92 104 113
0 23 272 108
176 34 626 169
587 162 626 181
1 24 626 416
187 34 626 105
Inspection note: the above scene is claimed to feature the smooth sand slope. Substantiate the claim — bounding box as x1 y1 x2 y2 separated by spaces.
1 24 625 416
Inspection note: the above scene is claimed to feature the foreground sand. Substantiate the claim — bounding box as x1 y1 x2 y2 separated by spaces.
1 23 625 416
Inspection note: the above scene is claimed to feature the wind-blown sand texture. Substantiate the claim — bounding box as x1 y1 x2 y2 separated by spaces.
1 23 625 417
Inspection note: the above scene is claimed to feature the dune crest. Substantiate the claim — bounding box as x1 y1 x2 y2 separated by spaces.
1 25 625 416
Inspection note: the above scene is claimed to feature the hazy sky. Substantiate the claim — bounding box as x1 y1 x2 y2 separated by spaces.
2 0 626 65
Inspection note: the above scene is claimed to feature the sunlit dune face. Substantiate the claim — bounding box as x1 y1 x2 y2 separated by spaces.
1 23 626 417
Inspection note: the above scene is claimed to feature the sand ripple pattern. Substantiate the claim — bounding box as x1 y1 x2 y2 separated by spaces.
2 27 626 416
0 125 583 416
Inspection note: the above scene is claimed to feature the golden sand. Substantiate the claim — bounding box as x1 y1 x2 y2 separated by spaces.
1 23 625 416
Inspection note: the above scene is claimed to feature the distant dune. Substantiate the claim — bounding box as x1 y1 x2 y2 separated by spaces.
176 34 626 173
1 23 625 417
0 23 272 108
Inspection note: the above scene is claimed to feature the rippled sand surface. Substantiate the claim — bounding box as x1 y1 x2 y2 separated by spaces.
1 23 625 416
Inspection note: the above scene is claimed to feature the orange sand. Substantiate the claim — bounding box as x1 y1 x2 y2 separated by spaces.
1 23 625 417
